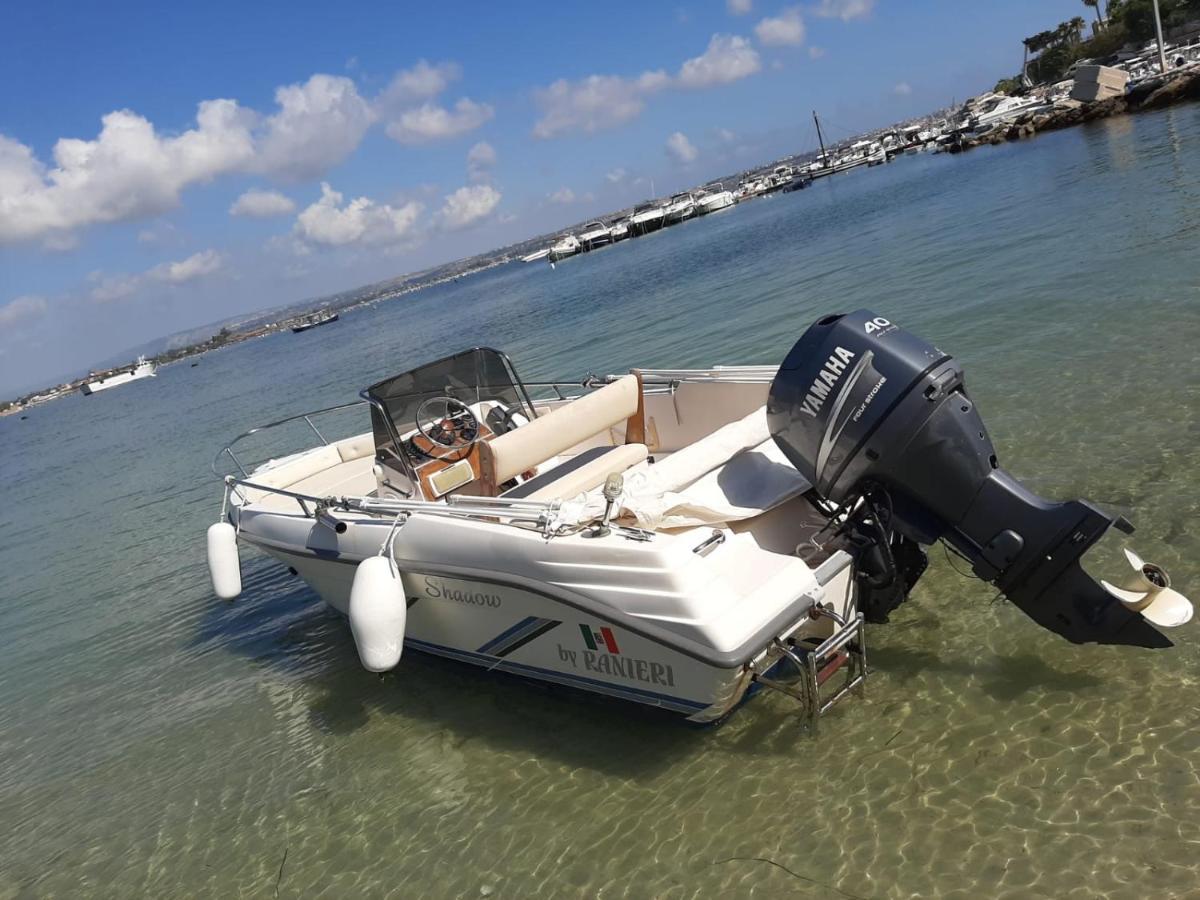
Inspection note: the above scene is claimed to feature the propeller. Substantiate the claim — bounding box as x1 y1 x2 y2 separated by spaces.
1101 548 1193 628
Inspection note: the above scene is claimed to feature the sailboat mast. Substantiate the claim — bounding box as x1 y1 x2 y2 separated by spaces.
813 110 828 167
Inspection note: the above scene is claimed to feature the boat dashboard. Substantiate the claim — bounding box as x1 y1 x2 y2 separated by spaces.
385 398 533 501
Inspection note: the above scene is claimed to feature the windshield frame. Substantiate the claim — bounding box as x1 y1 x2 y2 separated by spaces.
362 347 537 481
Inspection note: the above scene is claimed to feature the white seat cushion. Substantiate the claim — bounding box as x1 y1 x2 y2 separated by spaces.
482 375 640 485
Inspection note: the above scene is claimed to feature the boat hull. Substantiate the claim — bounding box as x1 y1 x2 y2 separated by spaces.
80 368 156 395
292 314 339 333
259 541 760 721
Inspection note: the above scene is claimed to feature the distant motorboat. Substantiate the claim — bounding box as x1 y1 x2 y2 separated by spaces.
695 183 735 213
578 222 613 251
780 174 813 193
522 248 551 263
629 202 667 235
292 310 340 333
663 193 696 224
970 95 1049 131
548 234 581 261
80 355 157 395
735 178 765 199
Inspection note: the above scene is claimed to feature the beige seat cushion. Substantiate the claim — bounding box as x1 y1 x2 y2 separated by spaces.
482 375 640 486
510 443 648 502
335 432 376 463
250 445 343 489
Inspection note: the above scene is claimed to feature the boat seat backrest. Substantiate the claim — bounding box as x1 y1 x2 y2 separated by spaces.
480 374 641 488
335 432 376 463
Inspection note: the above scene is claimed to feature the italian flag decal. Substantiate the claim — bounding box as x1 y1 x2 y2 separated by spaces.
580 624 620 654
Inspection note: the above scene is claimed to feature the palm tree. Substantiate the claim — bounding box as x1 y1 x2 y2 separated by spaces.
1083 0 1104 30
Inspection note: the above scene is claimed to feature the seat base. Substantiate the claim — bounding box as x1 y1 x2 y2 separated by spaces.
503 444 648 501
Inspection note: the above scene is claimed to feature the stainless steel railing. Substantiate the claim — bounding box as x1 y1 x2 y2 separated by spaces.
211 399 369 479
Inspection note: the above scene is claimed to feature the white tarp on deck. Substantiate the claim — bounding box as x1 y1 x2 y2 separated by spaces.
562 405 812 530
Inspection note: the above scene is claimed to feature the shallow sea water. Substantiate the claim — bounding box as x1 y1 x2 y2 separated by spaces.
2 104 1200 898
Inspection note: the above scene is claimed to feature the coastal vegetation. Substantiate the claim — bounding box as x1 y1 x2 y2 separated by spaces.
996 0 1200 92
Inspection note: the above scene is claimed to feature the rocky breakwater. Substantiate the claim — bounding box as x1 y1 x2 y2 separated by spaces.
948 66 1200 153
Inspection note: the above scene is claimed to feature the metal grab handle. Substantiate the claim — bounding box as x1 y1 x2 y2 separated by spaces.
693 530 726 556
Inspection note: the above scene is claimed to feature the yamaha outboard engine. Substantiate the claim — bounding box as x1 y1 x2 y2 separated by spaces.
769 309 1176 648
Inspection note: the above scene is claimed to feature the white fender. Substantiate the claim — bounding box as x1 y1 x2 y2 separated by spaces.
349 556 407 672
207 522 242 600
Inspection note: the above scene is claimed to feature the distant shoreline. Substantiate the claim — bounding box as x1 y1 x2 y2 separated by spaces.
7 65 1198 418
1 257 510 417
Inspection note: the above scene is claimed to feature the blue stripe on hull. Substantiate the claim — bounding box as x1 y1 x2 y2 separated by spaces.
404 636 711 714
477 615 541 654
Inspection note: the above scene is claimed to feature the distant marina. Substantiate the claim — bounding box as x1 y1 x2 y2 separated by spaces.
520 34 1200 266
5 26 1200 417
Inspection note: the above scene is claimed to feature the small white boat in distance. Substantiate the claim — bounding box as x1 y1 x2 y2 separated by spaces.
971 94 1049 130
548 234 581 261
208 312 1189 728
663 193 695 224
80 355 156 395
578 222 612 251
629 202 666 235
695 184 735 214
522 248 551 263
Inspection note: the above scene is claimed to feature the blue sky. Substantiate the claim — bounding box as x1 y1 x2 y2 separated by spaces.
0 0 1091 394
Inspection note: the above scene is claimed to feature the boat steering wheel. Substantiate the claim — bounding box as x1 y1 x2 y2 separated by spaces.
415 396 480 452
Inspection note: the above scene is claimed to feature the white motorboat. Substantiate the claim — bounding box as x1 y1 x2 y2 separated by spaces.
547 234 581 261
663 193 695 224
80 355 156 395
577 222 612 251
695 184 735 214
628 203 666 235
609 221 630 242
971 94 1050 131
522 248 551 263
209 311 1190 727
735 178 766 199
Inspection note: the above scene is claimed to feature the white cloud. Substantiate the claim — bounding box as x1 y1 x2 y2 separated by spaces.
755 8 806 46
293 182 422 247
808 45 826 59
158 249 223 283
466 141 497 183
894 81 913 96
229 188 296 217
384 98 494 144
665 132 699 164
0 101 255 246
254 74 375 181
0 60 504 246
605 167 627 183
716 127 737 142
0 73 377 245
677 34 761 88
532 34 761 139
90 249 223 302
0 294 47 328
548 187 576 204
727 0 753 14
375 60 494 147
533 71 669 139
812 0 874 21
377 60 461 108
439 184 501 229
